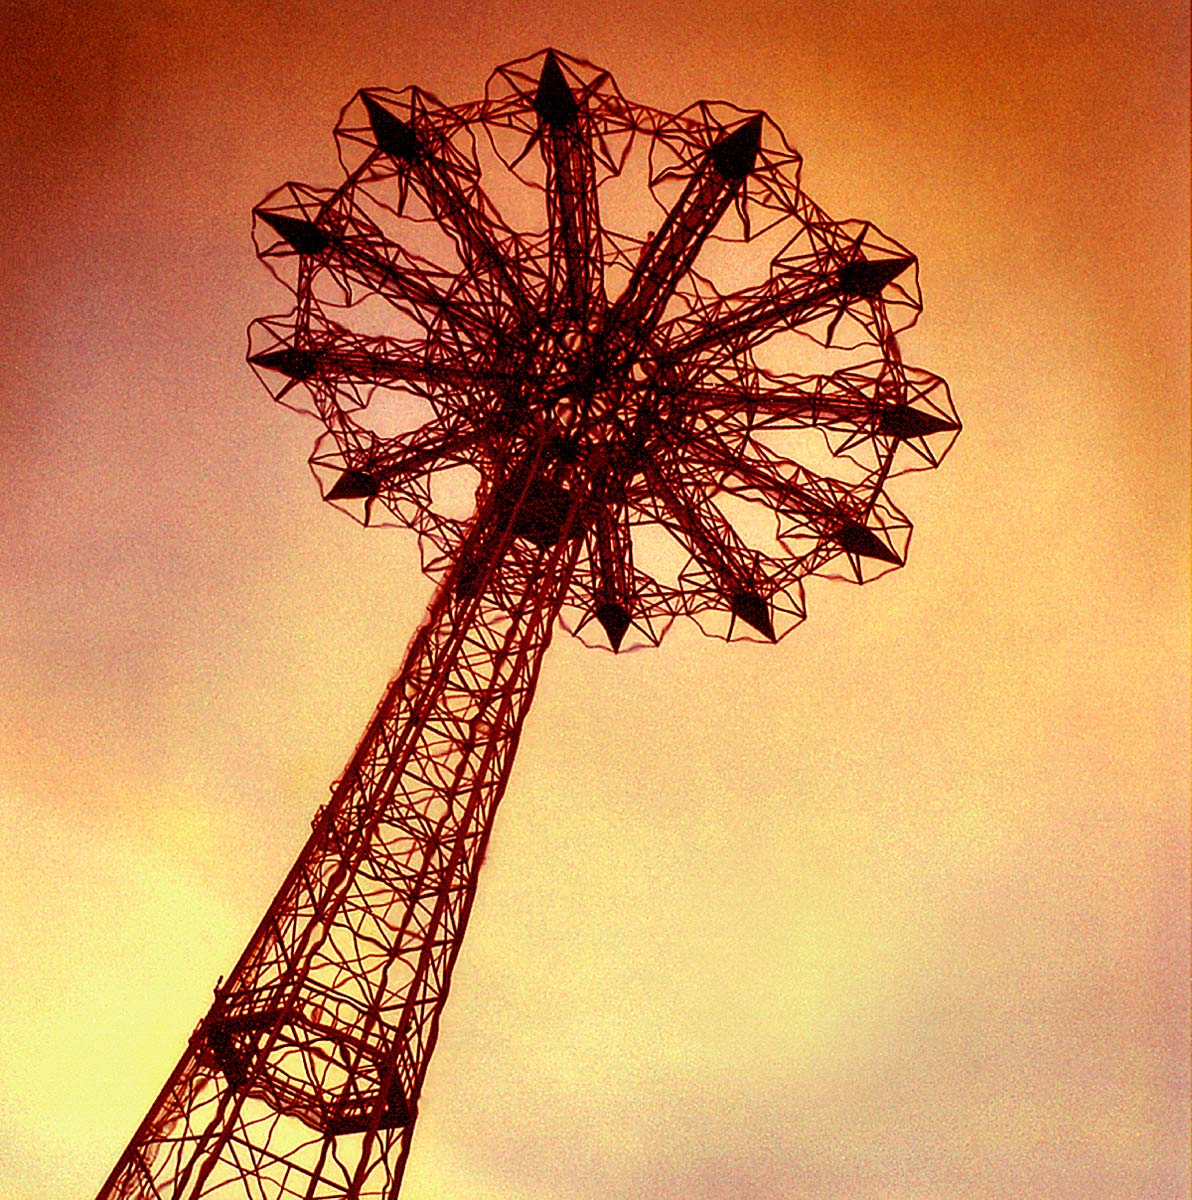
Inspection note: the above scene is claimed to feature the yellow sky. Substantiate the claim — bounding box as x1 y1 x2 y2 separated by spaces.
0 2 1188 1197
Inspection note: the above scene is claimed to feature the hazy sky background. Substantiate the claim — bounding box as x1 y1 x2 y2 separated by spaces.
1 2 1188 1197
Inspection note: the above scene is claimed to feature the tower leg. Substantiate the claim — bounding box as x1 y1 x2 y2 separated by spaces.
97 505 583 1199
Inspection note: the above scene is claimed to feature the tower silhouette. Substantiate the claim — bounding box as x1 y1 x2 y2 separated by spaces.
97 49 958 1199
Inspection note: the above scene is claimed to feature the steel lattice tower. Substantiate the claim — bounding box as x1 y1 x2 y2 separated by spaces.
97 50 959 1200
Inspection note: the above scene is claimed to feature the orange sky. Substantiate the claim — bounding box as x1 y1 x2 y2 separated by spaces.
0 2 1188 1197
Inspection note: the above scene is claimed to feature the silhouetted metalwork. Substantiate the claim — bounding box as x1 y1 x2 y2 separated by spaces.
97 49 958 1199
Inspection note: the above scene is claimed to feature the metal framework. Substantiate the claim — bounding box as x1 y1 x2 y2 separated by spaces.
97 49 958 1199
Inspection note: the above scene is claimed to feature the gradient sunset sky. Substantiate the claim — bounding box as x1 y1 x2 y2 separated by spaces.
1 2 1188 1198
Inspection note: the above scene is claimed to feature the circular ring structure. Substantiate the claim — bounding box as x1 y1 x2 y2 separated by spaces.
250 49 958 651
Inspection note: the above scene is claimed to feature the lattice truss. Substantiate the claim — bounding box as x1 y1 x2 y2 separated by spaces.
250 49 958 651
96 50 958 1200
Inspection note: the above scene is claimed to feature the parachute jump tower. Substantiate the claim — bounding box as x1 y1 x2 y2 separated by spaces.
97 50 958 1200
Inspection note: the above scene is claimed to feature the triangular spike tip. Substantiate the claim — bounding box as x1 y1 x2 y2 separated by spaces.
326 470 380 501
256 209 332 256
730 590 776 641
361 93 421 161
834 522 902 564
250 347 319 380
594 601 632 652
535 51 579 128
836 255 915 299
878 405 958 440
709 114 763 181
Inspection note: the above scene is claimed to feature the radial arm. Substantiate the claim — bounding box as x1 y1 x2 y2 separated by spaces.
360 94 539 328
256 205 493 341
601 116 763 368
251 328 523 394
535 52 608 329
654 251 916 364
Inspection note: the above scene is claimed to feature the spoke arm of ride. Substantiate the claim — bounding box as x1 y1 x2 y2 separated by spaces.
316 420 484 492
584 490 636 650
534 53 607 328
655 275 840 362
640 458 759 593
337 240 491 339
252 330 520 394
686 435 854 528
604 116 762 359
359 94 538 324
666 371 875 431
256 203 492 339
654 251 916 364
409 162 538 324
641 456 782 640
370 421 484 479
673 367 960 446
684 438 901 564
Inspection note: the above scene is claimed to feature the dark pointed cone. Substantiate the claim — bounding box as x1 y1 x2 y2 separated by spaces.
249 347 319 380
534 51 579 128
361 93 421 161
256 209 332 256
834 522 902 564
878 405 959 440
836 255 915 299
709 114 763 180
730 590 776 641
594 601 632 652
326 469 380 501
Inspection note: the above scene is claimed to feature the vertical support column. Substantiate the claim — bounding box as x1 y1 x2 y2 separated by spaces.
96 502 584 1200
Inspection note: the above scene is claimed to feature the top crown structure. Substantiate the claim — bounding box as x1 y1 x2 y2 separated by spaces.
250 49 958 652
